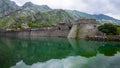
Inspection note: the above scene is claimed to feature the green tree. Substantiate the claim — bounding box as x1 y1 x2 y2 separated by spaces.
98 23 118 35
28 22 40 28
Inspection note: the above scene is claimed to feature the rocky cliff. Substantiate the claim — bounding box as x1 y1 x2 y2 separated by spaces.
0 0 19 17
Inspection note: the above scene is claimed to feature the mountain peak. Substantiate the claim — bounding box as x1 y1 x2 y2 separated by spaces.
23 2 34 7
40 5 51 10
0 0 18 7
22 2 51 12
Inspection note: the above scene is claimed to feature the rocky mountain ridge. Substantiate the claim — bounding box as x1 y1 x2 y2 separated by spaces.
0 0 120 29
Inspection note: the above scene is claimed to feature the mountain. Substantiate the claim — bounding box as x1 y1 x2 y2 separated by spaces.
34 9 74 24
0 0 19 18
66 10 120 24
0 1 53 28
0 0 120 29
22 2 52 12
93 14 120 24
66 10 95 20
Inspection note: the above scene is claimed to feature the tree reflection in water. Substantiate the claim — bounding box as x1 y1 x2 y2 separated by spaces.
0 37 120 68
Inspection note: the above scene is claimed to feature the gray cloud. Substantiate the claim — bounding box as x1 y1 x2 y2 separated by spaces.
11 0 30 5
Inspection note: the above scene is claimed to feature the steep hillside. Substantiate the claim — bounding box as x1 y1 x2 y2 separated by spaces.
66 10 95 20
0 0 19 18
22 2 52 12
93 14 120 24
0 9 74 28
0 0 120 29
66 10 120 24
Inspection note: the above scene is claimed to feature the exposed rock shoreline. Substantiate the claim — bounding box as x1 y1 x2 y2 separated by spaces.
89 35 120 41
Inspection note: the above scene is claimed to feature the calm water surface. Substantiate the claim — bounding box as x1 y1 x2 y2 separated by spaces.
0 37 120 68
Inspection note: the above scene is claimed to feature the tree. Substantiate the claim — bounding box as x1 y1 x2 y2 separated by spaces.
98 23 118 35
28 22 40 27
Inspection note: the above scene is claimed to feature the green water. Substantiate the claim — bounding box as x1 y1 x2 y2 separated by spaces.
0 37 120 68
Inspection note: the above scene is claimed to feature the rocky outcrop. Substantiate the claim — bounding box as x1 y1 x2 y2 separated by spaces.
22 2 52 12
0 0 19 17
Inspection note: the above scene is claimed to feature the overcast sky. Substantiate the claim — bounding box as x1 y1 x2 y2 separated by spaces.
11 0 120 20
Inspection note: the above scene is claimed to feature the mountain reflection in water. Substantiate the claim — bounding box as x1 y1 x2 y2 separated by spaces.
0 37 120 68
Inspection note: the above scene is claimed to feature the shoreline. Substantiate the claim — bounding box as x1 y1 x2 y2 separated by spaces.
0 29 120 42
89 35 120 41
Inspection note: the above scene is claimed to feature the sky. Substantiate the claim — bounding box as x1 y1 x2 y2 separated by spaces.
11 0 120 20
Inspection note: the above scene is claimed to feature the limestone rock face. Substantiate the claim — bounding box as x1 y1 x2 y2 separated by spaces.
0 0 19 17
22 2 52 13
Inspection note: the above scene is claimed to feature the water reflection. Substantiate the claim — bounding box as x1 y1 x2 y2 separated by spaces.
99 43 120 56
68 39 100 57
0 37 120 68
69 39 120 57
11 53 120 68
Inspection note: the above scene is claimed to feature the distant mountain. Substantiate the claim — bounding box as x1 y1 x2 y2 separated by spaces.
93 14 120 24
66 10 95 20
0 0 120 29
66 10 120 24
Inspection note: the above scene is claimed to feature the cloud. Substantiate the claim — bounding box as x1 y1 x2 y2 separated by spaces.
11 0 30 6
11 54 120 68
11 0 120 19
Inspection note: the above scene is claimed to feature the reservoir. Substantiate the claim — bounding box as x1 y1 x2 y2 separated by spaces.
0 37 120 68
